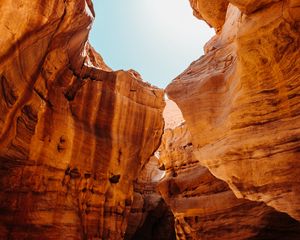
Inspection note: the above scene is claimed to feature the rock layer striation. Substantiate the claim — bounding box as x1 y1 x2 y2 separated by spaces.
0 1 165 239
158 123 300 239
168 0 300 221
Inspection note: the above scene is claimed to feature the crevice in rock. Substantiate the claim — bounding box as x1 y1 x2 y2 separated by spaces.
0 0 300 239
125 198 176 240
124 155 176 240
109 174 121 184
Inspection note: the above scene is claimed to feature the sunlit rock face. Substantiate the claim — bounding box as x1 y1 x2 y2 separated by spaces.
0 0 165 239
163 100 185 130
167 0 300 220
158 123 300 239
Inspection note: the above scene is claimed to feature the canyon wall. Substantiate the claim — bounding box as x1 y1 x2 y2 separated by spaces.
1 0 300 239
167 0 300 221
0 1 165 239
158 123 300 239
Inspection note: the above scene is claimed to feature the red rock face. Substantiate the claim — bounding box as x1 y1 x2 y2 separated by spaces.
158 124 300 239
167 0 300 221
0 1 164 239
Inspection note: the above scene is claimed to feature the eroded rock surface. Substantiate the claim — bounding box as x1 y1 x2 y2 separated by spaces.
167 0 300 221
0 1 164 239
189 0 229 31
125 156 176 240
158 123 300 239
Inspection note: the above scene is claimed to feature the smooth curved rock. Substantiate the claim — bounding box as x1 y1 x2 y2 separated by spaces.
158 124 300 239
229 0 281 14
167 0 300 221
0 1 165 239
189 0 229 31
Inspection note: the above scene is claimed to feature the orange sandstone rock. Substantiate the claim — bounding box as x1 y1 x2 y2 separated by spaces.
0 0 165 239
125 156 175 240
167 0 300 221
229 0 281 14
189 0 229 31
158 124 300 239
163 99 185 130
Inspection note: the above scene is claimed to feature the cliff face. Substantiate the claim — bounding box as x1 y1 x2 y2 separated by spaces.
167 0 300 221
158 124 300 239
0 1 165 239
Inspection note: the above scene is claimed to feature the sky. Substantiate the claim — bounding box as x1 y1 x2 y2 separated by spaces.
89 0 215 88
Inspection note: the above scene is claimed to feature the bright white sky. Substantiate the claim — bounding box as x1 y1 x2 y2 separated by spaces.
89 0 215 88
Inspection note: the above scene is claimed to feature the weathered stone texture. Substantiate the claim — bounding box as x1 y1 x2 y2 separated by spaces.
0 1 165 239
158 124 300 239
167 0 300 221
